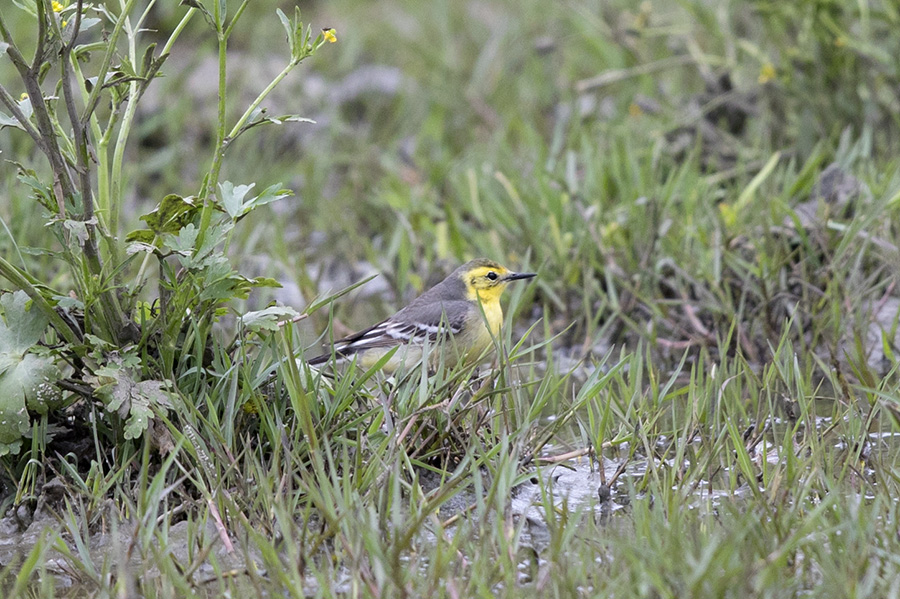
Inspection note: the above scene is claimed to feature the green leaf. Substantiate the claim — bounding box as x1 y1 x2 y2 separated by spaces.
126 194 199 243
218 181 293 219
0 111 23 130
89 357 171 440
79 17 101 31
124 230 156 244
0 291 62 455
140 43 158 77
276 8 294 55
15 164 55 213
62 218 95 249
11 0 37 17
163 223 200 255
126 240 158 254
268 115 315 126
17 97 32 122
241 183 292 214
0 361 29 453
0 291 50 353
218 181 254 219
250 276 282 288
52 295 84 311
163 223 233 270
240 306 300 332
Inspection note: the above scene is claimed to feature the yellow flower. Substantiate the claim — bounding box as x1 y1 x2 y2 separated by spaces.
758 63 776 84
62 20 68 28
52 0 66 12
628 102 643 117
323 28 337 43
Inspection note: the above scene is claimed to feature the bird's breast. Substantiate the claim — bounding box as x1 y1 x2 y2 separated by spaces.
455 301 502 364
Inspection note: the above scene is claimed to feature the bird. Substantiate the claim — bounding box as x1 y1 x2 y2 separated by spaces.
307 258 536 373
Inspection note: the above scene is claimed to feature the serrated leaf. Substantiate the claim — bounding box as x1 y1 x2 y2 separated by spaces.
0 438 23 457
162 223 200 254
163 223 233 270
125 380 167 439
15 166 54 213
218 181 292 219
88 357 170 440
62 218 91 246
131 194 199 241
240 306 300 332
218 181 254 219
140 43 158 77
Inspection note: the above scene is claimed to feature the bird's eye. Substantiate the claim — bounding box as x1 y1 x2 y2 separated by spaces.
487 271 498 281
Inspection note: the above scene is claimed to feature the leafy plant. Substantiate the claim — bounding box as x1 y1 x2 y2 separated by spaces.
0 1 331 457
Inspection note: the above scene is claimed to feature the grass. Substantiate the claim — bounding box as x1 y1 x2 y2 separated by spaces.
2 0 900 597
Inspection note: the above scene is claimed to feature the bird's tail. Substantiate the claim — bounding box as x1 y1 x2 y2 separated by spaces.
306 348 351 366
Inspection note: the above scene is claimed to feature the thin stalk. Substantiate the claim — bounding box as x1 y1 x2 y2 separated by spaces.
70 54 120 257
31 0 48 71
223 0 251 39
192 2 229 256
161 8 196 55
202 10 230 204
226 60 299 142
117 7 196 295
60 0 95 217
0 7 77 201
80 0 138 124
108 0 157 247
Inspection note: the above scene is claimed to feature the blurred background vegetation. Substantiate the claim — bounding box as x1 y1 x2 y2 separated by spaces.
2 0 900 595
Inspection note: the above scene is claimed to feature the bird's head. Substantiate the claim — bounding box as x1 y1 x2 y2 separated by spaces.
458 258 536 303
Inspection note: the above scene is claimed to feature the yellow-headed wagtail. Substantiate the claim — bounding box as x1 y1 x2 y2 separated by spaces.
308 259 536 372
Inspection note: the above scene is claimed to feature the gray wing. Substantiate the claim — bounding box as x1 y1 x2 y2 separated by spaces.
308 300 473 364
341 299 472 348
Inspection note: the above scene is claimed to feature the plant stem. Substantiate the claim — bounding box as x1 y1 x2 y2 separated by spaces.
80 0 138 125
161 9 197 55
226 60 300 143
203 11 230 204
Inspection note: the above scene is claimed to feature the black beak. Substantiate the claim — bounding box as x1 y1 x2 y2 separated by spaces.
504 271 536 282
